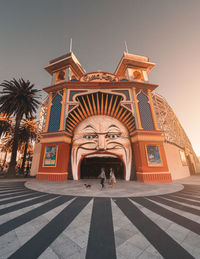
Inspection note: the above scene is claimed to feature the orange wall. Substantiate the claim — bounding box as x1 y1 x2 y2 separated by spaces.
132 141 169 173
38 142 70 173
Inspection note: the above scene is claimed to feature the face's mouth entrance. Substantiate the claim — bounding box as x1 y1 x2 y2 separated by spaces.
80 155 124 179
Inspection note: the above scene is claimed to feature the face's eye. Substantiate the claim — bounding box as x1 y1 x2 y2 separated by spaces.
106 133 121 139
110 134 117 139
84 134 97 139
85 135 93 139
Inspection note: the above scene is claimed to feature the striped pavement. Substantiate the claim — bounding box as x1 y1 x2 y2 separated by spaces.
0 181 200 258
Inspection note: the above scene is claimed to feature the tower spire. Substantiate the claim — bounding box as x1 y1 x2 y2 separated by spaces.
70 38 72 52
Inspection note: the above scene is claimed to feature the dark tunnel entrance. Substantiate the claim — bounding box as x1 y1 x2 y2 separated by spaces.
80 156 124 179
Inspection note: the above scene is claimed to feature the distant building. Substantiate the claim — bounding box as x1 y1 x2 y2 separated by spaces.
31 51 200 182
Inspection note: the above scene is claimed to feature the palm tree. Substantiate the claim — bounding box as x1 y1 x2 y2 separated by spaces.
0 113 12 138
18 119 38 174
0 115 13 168
0 78 40 176
0 136 13 167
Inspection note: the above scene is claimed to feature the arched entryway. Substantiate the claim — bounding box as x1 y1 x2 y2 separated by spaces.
80 156 124 179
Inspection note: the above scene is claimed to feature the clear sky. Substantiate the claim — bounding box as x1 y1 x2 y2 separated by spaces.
0 0 199 156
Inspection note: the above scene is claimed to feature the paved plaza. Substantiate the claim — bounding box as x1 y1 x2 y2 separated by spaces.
0 176 200 258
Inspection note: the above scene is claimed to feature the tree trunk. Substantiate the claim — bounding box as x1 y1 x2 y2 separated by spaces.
7 113 22 177
3 151 7 166
20 142 28 174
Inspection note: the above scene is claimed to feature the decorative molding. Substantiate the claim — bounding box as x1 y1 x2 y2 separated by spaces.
131 134 164 143
43 81 158 94
40 135 71 144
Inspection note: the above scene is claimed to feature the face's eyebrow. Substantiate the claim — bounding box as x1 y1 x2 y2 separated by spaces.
107 125 120 131
83 125 95 130
81 125 96 132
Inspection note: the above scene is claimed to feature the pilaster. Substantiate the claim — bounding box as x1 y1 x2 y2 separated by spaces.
132 87 143 130
59 88 67 131
147 89 159 130
44 92 53 132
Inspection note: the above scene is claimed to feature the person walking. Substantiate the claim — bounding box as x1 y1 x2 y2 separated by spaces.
98 168 106 189
109 168 116 188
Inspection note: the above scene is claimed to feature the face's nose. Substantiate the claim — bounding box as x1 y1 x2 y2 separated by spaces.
97 134 106 150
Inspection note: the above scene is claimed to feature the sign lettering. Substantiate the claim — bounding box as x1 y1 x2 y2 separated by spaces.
80 72 118 82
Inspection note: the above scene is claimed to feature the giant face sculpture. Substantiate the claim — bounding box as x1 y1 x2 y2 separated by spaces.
71 115 132 180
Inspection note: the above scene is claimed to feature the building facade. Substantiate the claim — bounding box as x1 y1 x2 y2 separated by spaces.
33 51 199 182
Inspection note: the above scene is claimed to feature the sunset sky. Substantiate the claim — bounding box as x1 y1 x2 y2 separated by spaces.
0 0 199 156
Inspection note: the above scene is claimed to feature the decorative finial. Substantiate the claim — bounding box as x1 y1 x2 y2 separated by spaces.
70 38 72 52
124 40 128 53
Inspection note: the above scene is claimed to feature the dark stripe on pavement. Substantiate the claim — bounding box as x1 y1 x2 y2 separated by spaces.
0 190 35 200
162 194 200 207
0 183 25 188
183 184 200 190
131 197 200 235
114 198 194 259
148 196 200 216
170 193 200 202
179 190 200 195
0 188 27 195
0 187 26 191
183 189 200 193
0 192 46 206
0 195 73 237
0 193 58 216
8 197 91 259
179 192 200 198
180 187 200 193
0 185 26 190
0 181 25 184
86 198 116 259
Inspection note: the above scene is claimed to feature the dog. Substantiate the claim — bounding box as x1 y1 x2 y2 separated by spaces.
84 184 91 189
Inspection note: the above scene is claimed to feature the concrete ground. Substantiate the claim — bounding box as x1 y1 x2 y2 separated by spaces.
0 176 200 258
25 178 183 197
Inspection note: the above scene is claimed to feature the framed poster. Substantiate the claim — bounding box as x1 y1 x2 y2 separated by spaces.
179 150 187 166
43 146 57 167
146 145 162 166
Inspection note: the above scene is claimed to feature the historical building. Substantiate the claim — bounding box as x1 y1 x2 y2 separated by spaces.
31 51 199 182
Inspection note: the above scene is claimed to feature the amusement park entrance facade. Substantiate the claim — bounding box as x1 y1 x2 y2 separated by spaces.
32 51 199 182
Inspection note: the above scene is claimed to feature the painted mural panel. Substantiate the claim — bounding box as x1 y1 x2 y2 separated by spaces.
43 146 57 167
146 145 162 166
